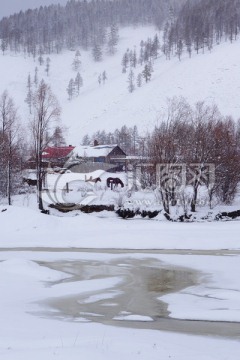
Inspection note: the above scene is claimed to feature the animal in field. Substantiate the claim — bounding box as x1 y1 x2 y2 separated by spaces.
85 175 102 183
23 177 37 186
106 177 124 189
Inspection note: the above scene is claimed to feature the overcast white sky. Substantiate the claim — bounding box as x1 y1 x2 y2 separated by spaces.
1 0 68 18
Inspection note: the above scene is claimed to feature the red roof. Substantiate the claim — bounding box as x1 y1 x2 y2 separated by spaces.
42 146 75 159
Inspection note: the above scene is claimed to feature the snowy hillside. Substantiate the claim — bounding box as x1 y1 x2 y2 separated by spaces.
1 25 240 145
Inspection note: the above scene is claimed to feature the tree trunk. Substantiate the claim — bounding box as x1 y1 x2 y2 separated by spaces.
191 183 198 212
37 181 44 211
161 189 170 214
7 140 12 206
7 160 11 205
36 152 44 211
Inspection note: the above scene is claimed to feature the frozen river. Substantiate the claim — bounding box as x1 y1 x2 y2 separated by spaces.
1 247 240 360
3 247 240 339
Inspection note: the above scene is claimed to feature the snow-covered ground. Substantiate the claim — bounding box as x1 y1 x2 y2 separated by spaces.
1 202 240 359
1 203 240 249
1 26 240 144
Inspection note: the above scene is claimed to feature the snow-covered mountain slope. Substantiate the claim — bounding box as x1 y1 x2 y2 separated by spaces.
0 26 240 145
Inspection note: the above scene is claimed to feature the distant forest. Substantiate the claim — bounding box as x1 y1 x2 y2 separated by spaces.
0 0 182 56
0 0 240 59
163 0 240 59
0 0 185 56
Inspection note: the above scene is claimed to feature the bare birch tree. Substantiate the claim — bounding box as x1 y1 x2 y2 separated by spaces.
30 80 61 211
0 91 20 205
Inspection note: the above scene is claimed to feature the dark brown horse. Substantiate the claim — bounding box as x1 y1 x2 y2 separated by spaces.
23 177 37 186
107 177 124 189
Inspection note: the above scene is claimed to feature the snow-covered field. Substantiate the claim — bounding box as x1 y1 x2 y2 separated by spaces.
1 203 240 359
1 26 240 144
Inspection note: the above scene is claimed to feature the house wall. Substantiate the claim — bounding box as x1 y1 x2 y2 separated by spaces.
107 146 126 164
94 156 106 163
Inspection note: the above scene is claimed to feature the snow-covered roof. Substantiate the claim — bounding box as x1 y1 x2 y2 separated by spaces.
42 146 75 159
70 144 118 158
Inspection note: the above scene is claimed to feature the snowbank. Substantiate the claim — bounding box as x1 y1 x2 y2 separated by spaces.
1 205 240 250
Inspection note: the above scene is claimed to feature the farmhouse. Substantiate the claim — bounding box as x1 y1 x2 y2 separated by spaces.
68 143 126 169
42 146 75 168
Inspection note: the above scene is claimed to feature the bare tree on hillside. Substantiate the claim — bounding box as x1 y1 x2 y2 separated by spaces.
34 67 39 87
92 43 103 62
127 69 135 93
72 50 81 71
67 78 75 100
142 63 152 82
25 74 33 114
75 72 83 95
137 73 142 87
107 24 119 55
45 57 51 76
102 71 107 84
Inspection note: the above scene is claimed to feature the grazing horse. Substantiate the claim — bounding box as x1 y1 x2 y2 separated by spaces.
107 177 124 189
23 177 37 186
85 175 102 183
